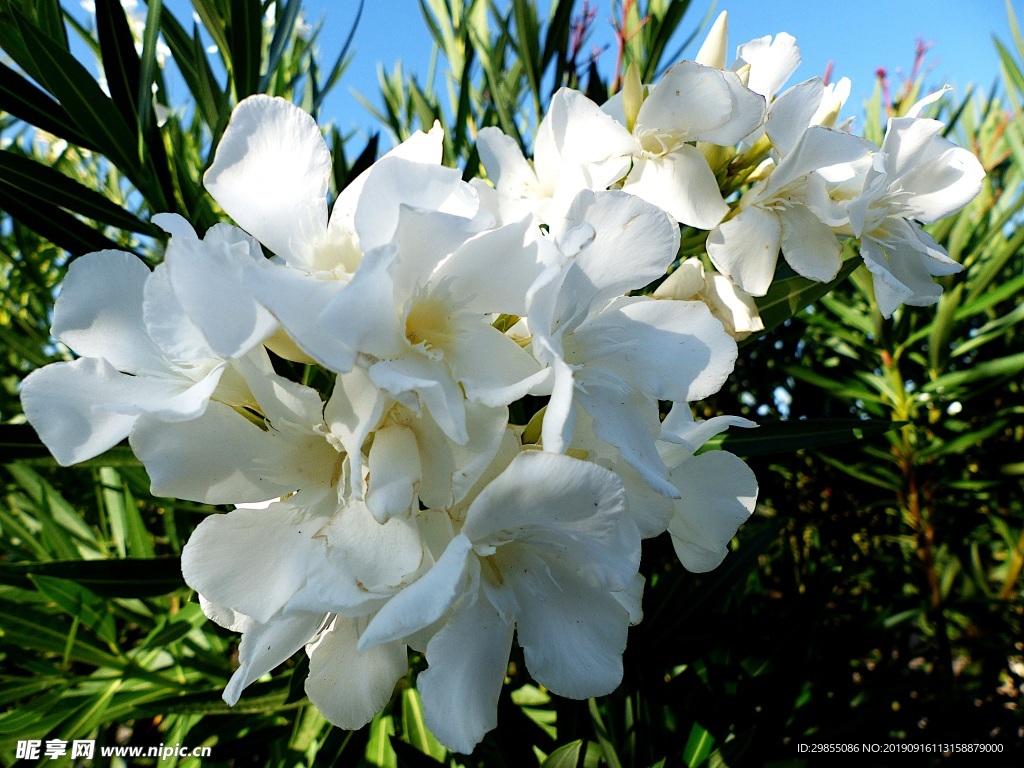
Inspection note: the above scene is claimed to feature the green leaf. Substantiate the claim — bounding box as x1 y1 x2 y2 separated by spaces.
0 149 160 236
29 575 117 648
0 6 139 173
748 252 862 342
682 722 716 767
714 419 901 457
228 0 262 100
542 740 603 768
0 558 185 597
136 0 164 131
922 351 1024 394
99 466 155 559
0 61 95 149
159 9 227 131
400 688 446 761
0 177 127 256
260 0 302 93
0 606 124 669
95 0 144 129
366 712 398 768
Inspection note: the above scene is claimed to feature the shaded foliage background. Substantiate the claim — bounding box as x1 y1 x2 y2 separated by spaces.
0 1 1021 766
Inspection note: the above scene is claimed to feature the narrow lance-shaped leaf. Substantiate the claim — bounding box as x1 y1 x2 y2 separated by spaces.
0 62 96 149
3 7 139 173
0 179 127 256
0 558 186 598
711 419 902 457
136 0 164 131
228 0 262 101
0 150 161 236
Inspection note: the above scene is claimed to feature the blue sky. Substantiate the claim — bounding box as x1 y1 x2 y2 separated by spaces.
305 0 1018 143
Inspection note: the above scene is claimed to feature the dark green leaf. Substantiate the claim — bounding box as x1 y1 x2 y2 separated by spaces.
389 736 445 768
159 9 226 130
0 178 127 256
0 149 160 236
95 0 144 129
714 418 901 457
0 558 185 597
2 6 139 172
0 62 95 149
136 0 164 131
228 0 261 100
29 575 117 647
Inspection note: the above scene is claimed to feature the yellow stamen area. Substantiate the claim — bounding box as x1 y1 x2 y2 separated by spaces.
405 297 455 350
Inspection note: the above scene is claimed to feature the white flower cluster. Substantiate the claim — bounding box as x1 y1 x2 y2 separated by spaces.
20 11 982 753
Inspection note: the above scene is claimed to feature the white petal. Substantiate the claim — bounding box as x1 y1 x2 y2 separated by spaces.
354 157 480 254
51 250 164 375
304 616 408 730
512 558 629 698
366 424 422 522
414 402 510 511
623 148 728 230
444 320 547 407
102 364 225 422
429 218 546 316
142 263 217 363
358 535 476 651
660 404 756 457
735 33 801 100
319 498 426 593
695 11 728 69
707 206 782 296
667 450 757 572
224 612 323 705
181 503 324 623
766 78 825 156
653 257 705 300
199 594 253 633
778 204 843 283
583 296 738 402
537 87 637 180
324 366 388 496
160 220 278 358
20 358 140 465
205 95 329 262
557 190 680 308
704 273 765 338
314 245 405 361
539 355 576 455
130 402 301 504
883 117 985 222
476 126 537 192
370 356 468 445
637 62 762 145
327 124 445 256
418 593 513 754
765 127 875 197
463 451 637 590
245 258 353 371
579 384 676 499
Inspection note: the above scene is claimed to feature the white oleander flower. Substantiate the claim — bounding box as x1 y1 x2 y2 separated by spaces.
528 190 738 497
474 88 635 226
356 451 641 753
843 93 985 317
20 249 262 466
707 117 874 295
602 60 766 229
203 95 479 369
